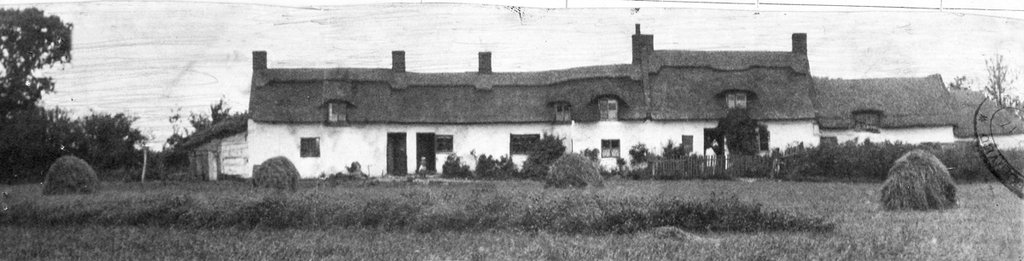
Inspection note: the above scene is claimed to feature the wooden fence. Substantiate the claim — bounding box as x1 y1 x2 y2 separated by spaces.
650 155 778 180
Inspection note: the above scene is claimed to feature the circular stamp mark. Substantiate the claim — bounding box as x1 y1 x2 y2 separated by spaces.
972 98 1024 199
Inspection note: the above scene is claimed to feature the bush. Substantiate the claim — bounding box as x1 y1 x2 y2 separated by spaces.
782 140 1011 182
662 140 689 159
881 150 957 211
628 144 650 166
520 134 566 179
253 156 299 191
475 154 516 179
42 155 100 195
545 153 604 188
441 154 472 179
581 148 599 161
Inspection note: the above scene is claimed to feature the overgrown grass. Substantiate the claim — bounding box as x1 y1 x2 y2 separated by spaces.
0 181 833 234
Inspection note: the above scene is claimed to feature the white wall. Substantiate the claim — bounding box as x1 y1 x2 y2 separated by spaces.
820 126 956 145
956 134 1024 149
219 132 248 176
247 119 819 178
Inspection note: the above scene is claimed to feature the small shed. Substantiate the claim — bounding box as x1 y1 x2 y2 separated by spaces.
179 117 248 180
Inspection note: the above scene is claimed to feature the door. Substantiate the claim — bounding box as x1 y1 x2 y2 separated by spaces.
416 133 436 172
387 133 407 175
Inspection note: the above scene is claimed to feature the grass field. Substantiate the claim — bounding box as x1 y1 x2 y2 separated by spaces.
0 179 1020 260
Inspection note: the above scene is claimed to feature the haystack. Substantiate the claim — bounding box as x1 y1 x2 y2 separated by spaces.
881 150 957 211
42 155 100 195
545 153 604 188
253 156 300 191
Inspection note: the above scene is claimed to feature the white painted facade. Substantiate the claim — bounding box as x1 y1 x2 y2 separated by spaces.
219 132 249 176
819 126 956 144
956 134 1024 149
246 119 819 178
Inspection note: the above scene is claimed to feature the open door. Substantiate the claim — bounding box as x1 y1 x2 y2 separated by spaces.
387 132 407 175
416 133 436 172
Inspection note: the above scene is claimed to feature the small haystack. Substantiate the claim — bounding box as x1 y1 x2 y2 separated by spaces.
42 155 100 195
253 156 300 191
881 150 957 211
545 153 604 188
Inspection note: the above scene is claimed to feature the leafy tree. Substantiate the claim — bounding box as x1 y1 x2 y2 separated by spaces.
77 112 146 169
984 54 1018 107
0 8 73 120
947 76 971 91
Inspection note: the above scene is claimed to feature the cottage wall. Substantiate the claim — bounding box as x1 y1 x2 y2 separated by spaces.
219 132 248 176
248 119 818 178
820 126 956 144
955 134 1024 149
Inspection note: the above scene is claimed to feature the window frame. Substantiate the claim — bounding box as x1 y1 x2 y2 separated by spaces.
598 98 618 121
327 102 348 124
680 135 694 154
510 134 541 155
435 135 454 153
554 103 572 122
726 92 748 109
299 137 321 158
600 139 620 158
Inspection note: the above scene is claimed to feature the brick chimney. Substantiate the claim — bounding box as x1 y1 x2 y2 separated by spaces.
792 33 807 55
392 50 405 72
252 51 267 70
632 24 654 65
478 52 492 74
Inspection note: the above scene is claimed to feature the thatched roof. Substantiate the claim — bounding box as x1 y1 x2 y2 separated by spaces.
251 49 813 124
179 116 248 150
949 89 1024 137
813 75 958 129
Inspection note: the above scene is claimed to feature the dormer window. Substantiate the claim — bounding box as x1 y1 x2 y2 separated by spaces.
852 110 882 132
553 102 571 122
598 98 618 121
327 102 348 123
726 92 747 109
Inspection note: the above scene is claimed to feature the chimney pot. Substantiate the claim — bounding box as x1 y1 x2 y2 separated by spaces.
252 51 267 70
792 33 807 55
392 50 405 72
635 24 641 34
478 52 492 74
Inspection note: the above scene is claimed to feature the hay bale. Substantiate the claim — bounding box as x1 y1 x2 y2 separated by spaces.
650 226 721 244
545 153 604 188
881 150 957 211
42 155 100 195
253 156 300 191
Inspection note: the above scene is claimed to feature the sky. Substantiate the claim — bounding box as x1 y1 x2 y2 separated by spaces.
2 0 1023 149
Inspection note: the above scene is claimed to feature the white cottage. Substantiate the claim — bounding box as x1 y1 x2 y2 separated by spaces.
243 24 995 178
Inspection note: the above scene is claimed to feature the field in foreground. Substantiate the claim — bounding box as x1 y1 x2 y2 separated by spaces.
0 180 1021 260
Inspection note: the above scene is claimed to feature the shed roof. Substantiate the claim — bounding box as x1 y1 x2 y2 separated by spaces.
179 116 248 150
813 75 958 129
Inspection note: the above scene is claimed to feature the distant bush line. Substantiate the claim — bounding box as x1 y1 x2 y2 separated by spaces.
1 183 834 234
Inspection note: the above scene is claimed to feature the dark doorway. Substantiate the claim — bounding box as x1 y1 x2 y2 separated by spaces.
704 128 724 156
387 133 407 175
416 133 437 172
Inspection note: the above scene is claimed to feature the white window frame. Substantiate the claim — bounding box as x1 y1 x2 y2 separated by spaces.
328 102 347 123
598 99 618 121
601 139 620 158
726 93 747 109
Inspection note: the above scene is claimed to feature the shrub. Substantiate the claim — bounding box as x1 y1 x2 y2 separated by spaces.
42 155 100 195
520 134 566 179
545 153 604 188
581 148 599 161
881 150 957 211
628 144 650 166
475 154 516 179
252 156 299 191
441 154 472 179
662 140 689 159
782 140 1007 182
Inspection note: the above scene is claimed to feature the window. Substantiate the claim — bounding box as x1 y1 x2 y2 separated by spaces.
601 139 620 158
681 135 694 154
726 92 747 109
300 137 320 158
435 135 453 153
757 125 770 151
554 103 571 122
853 111 881 130
598 98 618 121
328 102 347 123
510 134 540 154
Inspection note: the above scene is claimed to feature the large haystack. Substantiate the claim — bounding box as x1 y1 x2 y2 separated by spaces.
42 155 100 195
545 153 604 188
881 150 957 211
253 156 300 191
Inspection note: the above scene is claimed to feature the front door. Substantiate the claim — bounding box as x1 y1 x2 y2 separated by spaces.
416 133 436 172
387 133 407 175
